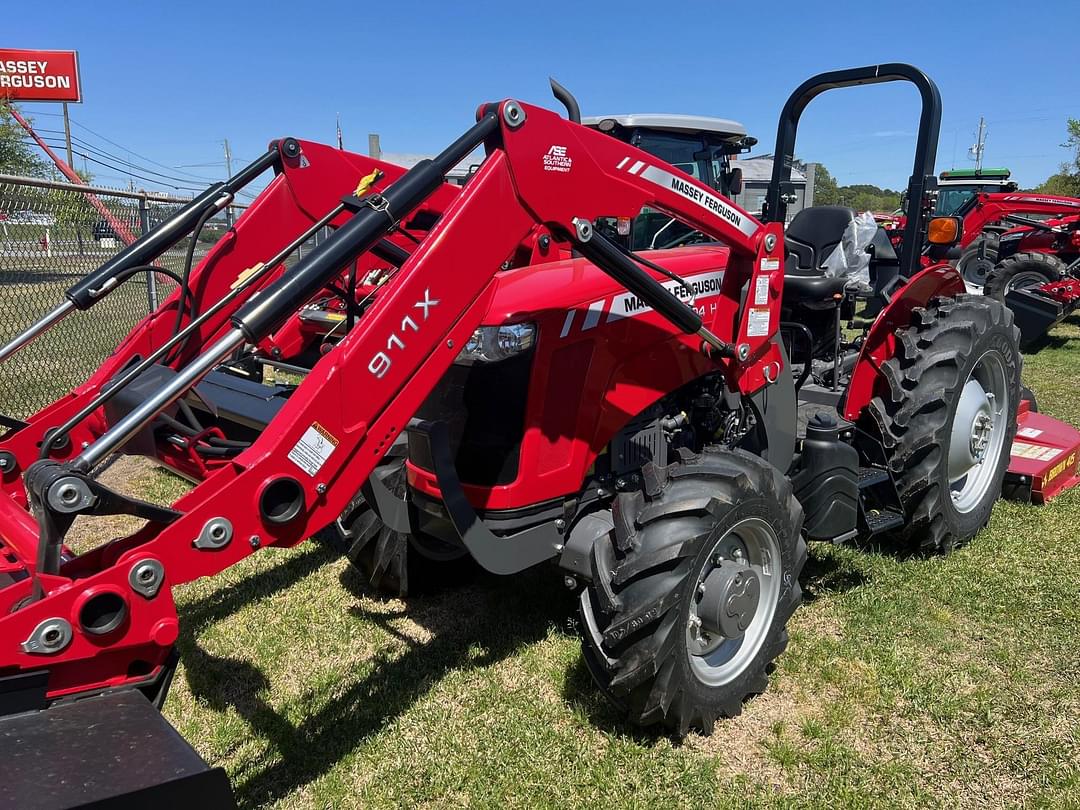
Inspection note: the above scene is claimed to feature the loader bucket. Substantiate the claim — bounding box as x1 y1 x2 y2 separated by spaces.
1005 286 1069 347
0 689 236 809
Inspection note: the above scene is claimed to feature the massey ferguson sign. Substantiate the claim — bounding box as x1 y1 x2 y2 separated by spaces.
0 49 81 102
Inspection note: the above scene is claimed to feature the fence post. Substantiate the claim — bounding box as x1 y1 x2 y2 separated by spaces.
138 194 156 311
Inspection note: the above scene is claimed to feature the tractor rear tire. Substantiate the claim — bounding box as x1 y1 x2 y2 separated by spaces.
578 447 805 736
336 457 473 597
957 234 1000 287
984 252 1067 301
864 295 1021 553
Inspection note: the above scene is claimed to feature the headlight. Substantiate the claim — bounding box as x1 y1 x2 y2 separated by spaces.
455 323 536 365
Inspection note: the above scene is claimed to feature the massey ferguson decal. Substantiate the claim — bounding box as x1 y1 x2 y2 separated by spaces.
617 158 757 238
543 145 572 173
1003 195 1080 208
560 270 724 337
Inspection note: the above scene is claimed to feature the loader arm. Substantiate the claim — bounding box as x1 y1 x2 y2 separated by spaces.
0 99 784 707
0 143 459 500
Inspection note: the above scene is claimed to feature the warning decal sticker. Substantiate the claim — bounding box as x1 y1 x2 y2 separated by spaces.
747 308 771 337
289 422 339 477
1010 441 1062 462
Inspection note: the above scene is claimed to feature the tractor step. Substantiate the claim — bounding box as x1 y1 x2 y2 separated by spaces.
856 465 905 537
0 690 236 809
861 508 905 534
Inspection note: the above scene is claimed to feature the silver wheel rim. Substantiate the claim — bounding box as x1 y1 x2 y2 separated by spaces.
948 349 1010 513
1005 270 1049 294
686 516 781 687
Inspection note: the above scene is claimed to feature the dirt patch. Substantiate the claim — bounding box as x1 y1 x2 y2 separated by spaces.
684 684 821 790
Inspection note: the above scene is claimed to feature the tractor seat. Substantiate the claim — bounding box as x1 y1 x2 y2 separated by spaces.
783 205 856 302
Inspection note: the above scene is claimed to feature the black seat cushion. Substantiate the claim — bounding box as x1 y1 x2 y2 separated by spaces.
785 205 856 271
783 271 849 302
782 205 857 304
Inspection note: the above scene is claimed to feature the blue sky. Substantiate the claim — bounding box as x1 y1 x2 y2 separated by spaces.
6 0 1078 197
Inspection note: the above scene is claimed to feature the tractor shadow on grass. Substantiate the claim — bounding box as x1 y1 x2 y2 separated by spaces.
176 544 576 809
176 536 888 803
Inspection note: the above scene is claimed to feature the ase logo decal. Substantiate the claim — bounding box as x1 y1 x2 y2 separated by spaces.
543 145 572 173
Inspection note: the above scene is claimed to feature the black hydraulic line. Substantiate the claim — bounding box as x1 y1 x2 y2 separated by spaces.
40 197 345 458
171 205 218 339
65 145 282 310
206 436 250 448
619 244 693 297
177 399 203 433
156 412 199 437
232 112 500 341
573 228 706 338
193 445 239 457
113 264 186 288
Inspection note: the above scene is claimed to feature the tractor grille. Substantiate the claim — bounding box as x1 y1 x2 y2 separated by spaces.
407 350 533 486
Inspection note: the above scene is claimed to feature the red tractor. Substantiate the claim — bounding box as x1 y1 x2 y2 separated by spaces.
987 213 1080 296
0 65 1073 807
950 192 1080 287
979 213 1080 345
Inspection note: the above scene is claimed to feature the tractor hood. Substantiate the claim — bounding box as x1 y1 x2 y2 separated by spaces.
480 244 731 328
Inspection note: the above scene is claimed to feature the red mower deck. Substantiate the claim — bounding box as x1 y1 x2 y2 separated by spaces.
1005 400 1080 503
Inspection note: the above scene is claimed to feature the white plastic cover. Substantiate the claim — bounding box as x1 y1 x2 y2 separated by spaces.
822 211 878 288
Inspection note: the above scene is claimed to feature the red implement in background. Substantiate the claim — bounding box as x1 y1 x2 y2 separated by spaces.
1007 400 1080 503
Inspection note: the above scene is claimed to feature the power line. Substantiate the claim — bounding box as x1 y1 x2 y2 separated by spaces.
33 127 223 185
29 133 216 189
19 137 203 193
22 110 228 183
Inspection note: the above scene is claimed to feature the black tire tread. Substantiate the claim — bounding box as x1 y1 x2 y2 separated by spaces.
579 447 805 735
863 294 1021 553
984 251 1067 301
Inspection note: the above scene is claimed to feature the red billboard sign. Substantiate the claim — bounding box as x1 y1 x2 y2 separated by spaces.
0 49 81 103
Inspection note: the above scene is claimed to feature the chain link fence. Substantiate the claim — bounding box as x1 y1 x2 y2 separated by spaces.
0 174 246 418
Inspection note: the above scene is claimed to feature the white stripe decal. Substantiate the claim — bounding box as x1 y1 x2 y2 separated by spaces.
582 299 605 331
559 310 576 338
636 164 758 238
616 157 630 170
628 160 645 175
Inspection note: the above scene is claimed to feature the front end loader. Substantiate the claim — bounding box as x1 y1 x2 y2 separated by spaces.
0 64 1072 807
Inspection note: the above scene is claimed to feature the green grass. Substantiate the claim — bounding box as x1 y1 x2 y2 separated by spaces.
120 317 1080 809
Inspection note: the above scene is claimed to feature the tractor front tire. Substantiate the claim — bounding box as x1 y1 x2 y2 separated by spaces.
578 447 805 736
865 295 1020 553
336 458 473 597
984 252 1067 301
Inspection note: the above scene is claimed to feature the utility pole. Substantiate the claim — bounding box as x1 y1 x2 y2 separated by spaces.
223 138 234 227
62 102 74 175
968 117 987 171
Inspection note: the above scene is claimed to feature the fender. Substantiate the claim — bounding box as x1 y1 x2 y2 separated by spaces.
841 263 965 422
